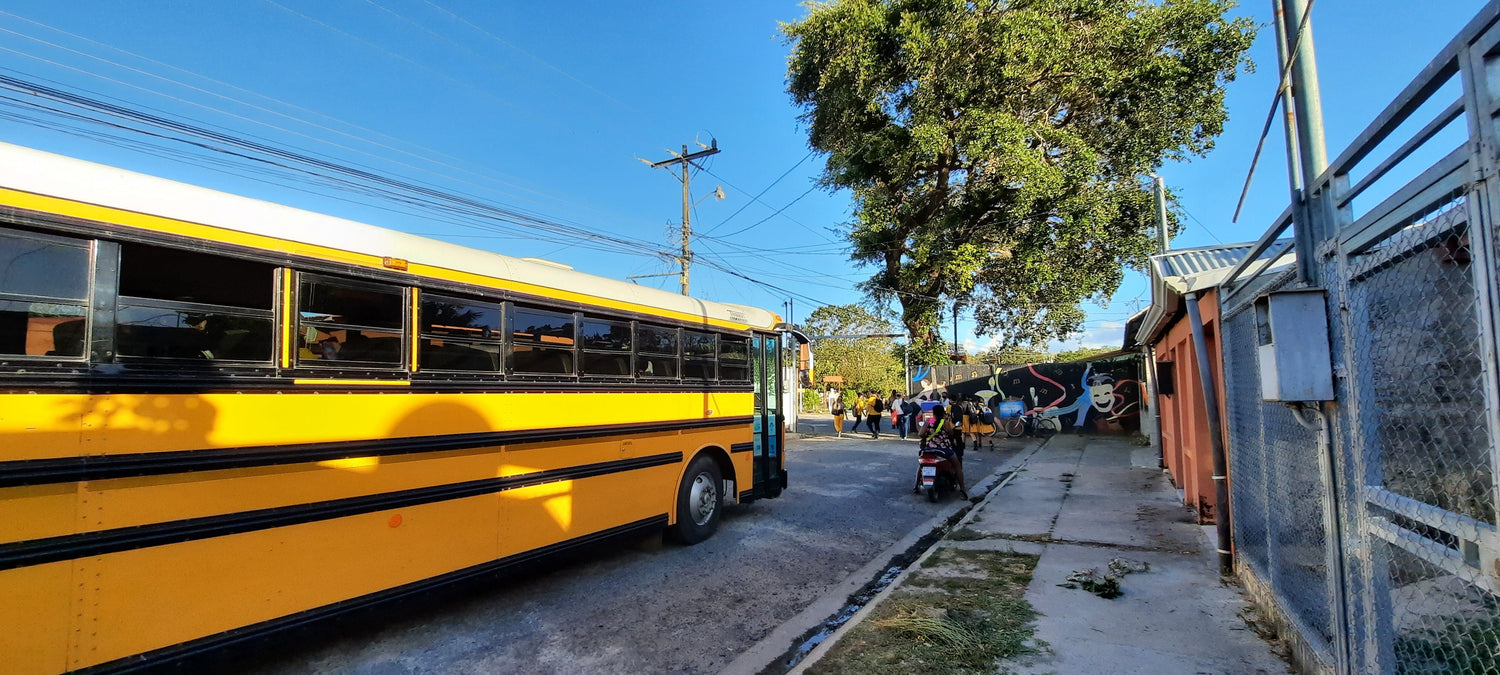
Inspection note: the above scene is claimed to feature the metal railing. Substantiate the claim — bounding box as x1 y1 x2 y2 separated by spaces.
1216 3 1500 672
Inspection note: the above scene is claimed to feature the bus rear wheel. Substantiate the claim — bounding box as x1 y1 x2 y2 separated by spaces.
669 454 723 545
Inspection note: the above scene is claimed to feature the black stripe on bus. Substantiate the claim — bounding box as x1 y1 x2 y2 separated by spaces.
75 514 669 675
0 416 749 488
0 374 756 395
0 452 681 572
729 442 754 453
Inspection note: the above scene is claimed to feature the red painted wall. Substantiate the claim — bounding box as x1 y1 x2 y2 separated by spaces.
1150 289 1230 523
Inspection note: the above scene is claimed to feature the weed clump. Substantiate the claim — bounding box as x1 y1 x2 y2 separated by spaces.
808 549 1041 675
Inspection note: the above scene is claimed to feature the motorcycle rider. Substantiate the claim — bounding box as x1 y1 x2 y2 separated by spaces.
914 405 967 498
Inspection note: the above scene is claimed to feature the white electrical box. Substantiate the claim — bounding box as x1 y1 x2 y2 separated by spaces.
1254 289 1334 402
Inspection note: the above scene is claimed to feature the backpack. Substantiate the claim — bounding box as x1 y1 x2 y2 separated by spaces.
872 397 885 413
980 405 995 424
903 400 919 416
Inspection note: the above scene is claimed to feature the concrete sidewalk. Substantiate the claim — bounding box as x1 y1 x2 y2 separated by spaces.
797 434 1287 674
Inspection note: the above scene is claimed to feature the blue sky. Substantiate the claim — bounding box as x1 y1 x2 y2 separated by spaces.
0 1 1485 353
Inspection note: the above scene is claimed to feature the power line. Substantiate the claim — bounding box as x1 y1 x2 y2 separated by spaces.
0 9 653 227
709 185 820 239
701 150 813 234
699 166 837 243
0 72 676 260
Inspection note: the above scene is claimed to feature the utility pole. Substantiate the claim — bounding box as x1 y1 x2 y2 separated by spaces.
643 140 721 295
953 303 960 364
1274 0 1328 283
1152 175 1170 253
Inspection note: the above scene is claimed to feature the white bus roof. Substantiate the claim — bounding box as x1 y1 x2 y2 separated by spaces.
0 142 780 330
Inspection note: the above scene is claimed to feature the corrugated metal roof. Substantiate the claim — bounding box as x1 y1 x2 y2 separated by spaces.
1152 239 1293 285
1135 239 1296 346
1158 243 1253 278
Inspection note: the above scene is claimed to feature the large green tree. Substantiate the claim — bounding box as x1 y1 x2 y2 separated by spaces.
783 0 1254 350
803 303 905 396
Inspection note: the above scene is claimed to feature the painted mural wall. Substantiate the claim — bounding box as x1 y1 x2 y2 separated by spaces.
907 354 1144 434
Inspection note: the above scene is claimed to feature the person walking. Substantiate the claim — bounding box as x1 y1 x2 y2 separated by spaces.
850 391 865 434
890 389 907 440
830 391 846 438
962 395 987 449
866 391 884 439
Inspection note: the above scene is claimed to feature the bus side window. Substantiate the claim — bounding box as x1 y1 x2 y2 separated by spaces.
0 227 90 358
508 305 575 376
115 242 276 362
580 316 631 378
297 273 406 367
419 294 503 373
636 324 679 379
719 337 751 382
683 330 716 380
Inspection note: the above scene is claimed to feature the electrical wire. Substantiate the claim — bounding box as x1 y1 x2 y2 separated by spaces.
701 150 814 234
0 9 648 226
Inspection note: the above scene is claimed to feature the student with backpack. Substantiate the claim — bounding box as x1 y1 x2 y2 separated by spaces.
850 392 865 433
830 390 846 438
866 392 884 439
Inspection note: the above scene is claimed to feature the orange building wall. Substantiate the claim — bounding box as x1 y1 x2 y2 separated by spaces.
1151 288 1230 523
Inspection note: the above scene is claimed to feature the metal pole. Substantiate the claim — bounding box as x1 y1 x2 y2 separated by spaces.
1153 175 1170 252
1185 292 1233 577
903 334 910 396
1278 0 1329 282
953 303 959 363
680 145 691 296
1281 0 1328 186
1271 2 1304 191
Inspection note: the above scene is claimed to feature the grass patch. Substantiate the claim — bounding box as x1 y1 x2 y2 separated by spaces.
807 549 1041 675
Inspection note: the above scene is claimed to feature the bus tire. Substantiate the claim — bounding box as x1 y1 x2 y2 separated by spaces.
669 454 723 545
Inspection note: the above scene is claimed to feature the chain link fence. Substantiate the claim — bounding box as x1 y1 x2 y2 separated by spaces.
1209 6 1500 672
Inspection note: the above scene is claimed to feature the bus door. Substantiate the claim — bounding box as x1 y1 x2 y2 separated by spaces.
751 332 785 498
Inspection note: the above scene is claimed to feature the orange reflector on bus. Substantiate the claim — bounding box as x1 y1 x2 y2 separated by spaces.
382 256 409 271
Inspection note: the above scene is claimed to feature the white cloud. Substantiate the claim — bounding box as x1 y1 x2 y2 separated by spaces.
1048 320 1126 352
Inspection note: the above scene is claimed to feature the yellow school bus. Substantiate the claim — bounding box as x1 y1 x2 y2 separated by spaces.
0 142 789 674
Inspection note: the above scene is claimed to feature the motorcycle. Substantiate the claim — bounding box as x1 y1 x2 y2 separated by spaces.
917 444 961 503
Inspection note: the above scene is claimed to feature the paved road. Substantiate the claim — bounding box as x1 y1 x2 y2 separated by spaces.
237 433 1021 674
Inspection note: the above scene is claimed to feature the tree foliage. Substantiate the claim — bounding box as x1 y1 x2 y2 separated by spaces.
783 0 1254 348
976 344 1052 365
803 303 905 395
1054 345 1120 363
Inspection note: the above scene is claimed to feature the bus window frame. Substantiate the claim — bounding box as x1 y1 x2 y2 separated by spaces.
0 225 95 363
293 271 410 371
113 296 277 365
634 323 681 380
505 302 578 379
108 241 279 366
416 291 505 375
578 314 634 380
682 329 717 382
719 335 752 383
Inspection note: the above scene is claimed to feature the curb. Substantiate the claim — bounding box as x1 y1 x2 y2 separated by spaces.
725 437 1048 675
783 437 1050 675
